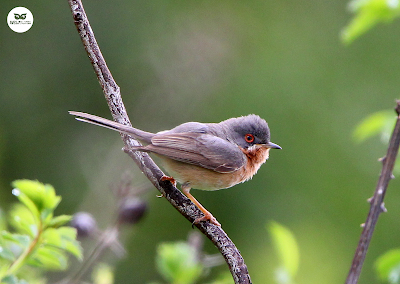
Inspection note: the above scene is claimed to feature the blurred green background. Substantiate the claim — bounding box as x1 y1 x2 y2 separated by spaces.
1 0 400 283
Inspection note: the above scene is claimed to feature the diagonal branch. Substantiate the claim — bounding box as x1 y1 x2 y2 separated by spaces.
67 1 251 283
345 100 400 284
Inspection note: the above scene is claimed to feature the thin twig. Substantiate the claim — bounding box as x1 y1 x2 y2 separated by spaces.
345 100 400 284
67 1 251 283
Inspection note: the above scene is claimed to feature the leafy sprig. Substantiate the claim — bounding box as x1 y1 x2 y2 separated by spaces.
342 0 400 44
0 180 82 283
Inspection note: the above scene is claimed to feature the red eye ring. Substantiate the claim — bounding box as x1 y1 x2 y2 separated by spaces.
244 134 255 143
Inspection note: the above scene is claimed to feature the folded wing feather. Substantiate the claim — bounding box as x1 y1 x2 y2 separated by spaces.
143 132 246 173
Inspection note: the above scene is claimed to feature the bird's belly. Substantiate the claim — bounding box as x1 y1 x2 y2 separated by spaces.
161 159 247 191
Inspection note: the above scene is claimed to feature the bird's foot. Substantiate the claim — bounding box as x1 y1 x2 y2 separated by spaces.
193 212 221 227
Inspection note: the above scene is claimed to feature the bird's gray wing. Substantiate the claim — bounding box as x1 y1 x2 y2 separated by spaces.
140 132 246 173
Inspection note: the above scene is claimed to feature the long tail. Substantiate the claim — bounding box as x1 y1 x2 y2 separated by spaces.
69 111 154 143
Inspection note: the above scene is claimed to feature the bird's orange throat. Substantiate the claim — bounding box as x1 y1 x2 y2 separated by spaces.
242 145 270 163
240 146 271 179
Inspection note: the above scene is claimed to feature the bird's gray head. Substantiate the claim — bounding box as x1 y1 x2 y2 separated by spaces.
221 114 281 150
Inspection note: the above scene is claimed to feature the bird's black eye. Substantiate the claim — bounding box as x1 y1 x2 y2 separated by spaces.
244 134 255 143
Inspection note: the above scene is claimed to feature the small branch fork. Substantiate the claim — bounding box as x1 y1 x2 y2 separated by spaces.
345 100 400 284
67 1 251 283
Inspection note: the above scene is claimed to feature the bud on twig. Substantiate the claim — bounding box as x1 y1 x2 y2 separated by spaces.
118 198 147 225
71 211 97 237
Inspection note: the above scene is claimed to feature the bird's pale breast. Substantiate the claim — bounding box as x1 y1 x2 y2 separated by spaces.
160 146 271 191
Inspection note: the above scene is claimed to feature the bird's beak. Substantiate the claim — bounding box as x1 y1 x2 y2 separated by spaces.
264 142 282 149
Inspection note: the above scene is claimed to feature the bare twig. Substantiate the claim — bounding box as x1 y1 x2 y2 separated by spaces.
67 1 252 283
345 100 400 284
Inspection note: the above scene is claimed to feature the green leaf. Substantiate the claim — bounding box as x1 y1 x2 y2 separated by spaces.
42 184 61 210
11 180 61 214
12 180 45 212
61 237 83 261
341 0 400 44
1 232 30 248
375 248 400 284
0 243 18 262
0 232 30 265
267 221 299 283
46 215 73 229
57 226 77 240
156 242 203 284
29 246 68 270
353 110 395 143
11 191 40 225
8 204 37 238
1 274 39 284
42 227 82 261
1 275 19 284
42 228 62 246
40 209 54 226
0 275 30 284
56 227 82 260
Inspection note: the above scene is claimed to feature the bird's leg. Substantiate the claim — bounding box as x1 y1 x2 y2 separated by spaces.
181 183 221 227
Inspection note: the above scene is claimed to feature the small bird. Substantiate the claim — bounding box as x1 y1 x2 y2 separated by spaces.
69 111 281 226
